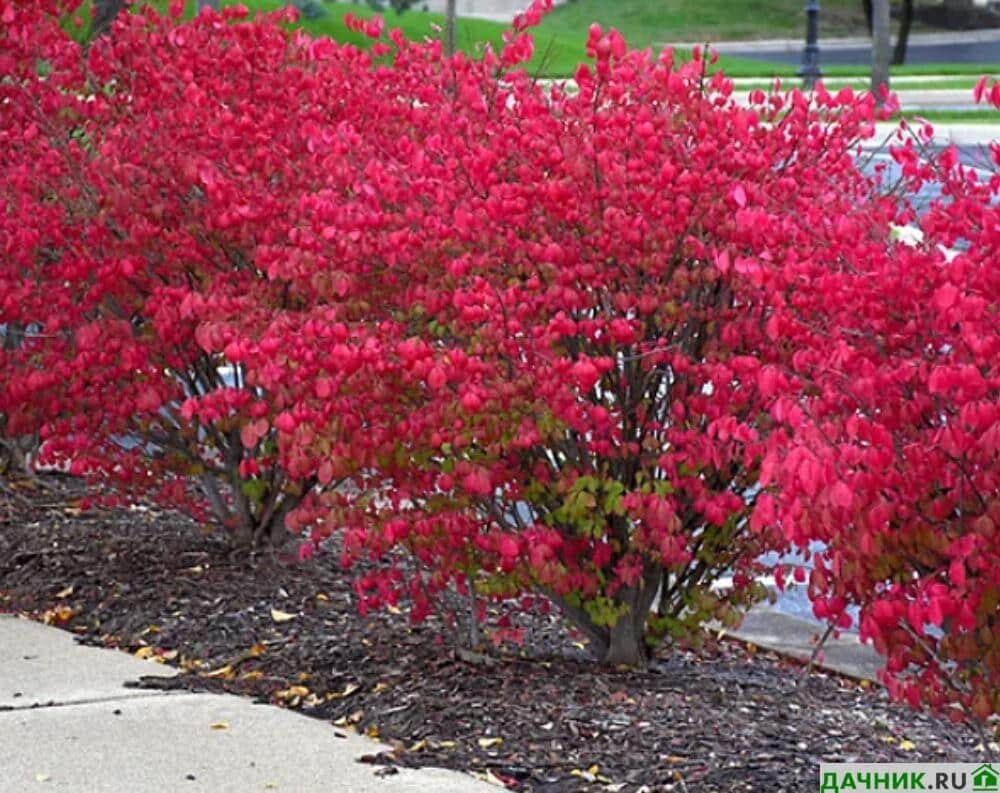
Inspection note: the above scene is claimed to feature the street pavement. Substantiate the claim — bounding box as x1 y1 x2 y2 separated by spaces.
728 77 996 112
723 607 883 682
689 29 1000 67
0 606 885 793
0 616 496 793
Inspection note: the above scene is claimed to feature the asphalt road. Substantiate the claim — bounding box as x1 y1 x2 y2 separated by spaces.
731 40 999 66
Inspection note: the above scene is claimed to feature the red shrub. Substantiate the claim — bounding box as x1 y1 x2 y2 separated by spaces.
239 13 902 665
1 1 376 545
7 0 993 715
759 83 999 722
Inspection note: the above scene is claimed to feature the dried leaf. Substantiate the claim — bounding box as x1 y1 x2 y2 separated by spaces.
209 721 229 731
42 606 75 625
270 608 296 623
203 664 234 679
571 765 611 784
899 739 916 751
34 774 51 783
275 685 310 703
326 683 359 700
133 646 155 660
55 586 74 599
477 737 503 749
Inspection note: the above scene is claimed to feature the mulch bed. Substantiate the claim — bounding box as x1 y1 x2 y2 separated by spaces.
0 475 990 792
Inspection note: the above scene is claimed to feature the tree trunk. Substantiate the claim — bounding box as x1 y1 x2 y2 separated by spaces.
892 0 913 65
870 0 891 96
601 564 663 668
542 563 661 667
603 609 648 667
445 0 457 57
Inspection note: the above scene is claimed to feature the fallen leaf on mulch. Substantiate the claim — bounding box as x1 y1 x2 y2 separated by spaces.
275 685 310 707
328 683 359 700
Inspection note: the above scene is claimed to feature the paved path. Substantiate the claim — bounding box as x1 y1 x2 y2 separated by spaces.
0 616 495 793
0 603 888 793
665 29 1000 66
724 41 998 67
722 607 883 682
729 76 998 111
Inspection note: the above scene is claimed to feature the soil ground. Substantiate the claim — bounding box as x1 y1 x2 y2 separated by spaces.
0 476 989 792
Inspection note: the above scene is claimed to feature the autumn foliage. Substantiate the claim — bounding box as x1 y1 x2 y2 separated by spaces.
1 0 996 722
759 78 1000 722
1 0 362 546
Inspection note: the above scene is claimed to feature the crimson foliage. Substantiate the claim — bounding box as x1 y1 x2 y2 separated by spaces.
759 80 999 722
2 0 366 545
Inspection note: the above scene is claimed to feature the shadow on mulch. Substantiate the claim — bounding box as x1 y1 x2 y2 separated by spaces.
0 476 989 792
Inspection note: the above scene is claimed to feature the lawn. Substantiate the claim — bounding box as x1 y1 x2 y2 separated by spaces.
77 2 1000 85
236 2 1000 80
226 0 586 76
533 0 869 48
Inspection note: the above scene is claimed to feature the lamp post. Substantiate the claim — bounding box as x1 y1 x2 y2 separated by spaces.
799 0 822 89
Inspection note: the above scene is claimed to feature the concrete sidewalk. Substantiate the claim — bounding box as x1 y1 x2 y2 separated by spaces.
0 616 495 793
722 606 883 682
728 79 995 112
0 605 887 792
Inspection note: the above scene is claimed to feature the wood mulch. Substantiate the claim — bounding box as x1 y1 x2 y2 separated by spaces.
0 476 989 791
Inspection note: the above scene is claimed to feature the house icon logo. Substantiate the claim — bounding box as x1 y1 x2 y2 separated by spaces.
973 763 1000 793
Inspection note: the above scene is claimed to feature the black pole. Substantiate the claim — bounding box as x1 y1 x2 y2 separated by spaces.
799 0 822 89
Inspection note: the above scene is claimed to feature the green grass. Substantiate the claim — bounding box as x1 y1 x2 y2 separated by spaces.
75 1 1000 81
532 0 868 49
231 0 587 76
224 1 809 78
259 2 1000 80
895 109 1000 123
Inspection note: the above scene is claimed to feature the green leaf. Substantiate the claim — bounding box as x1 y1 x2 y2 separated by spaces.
240 478 267 505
